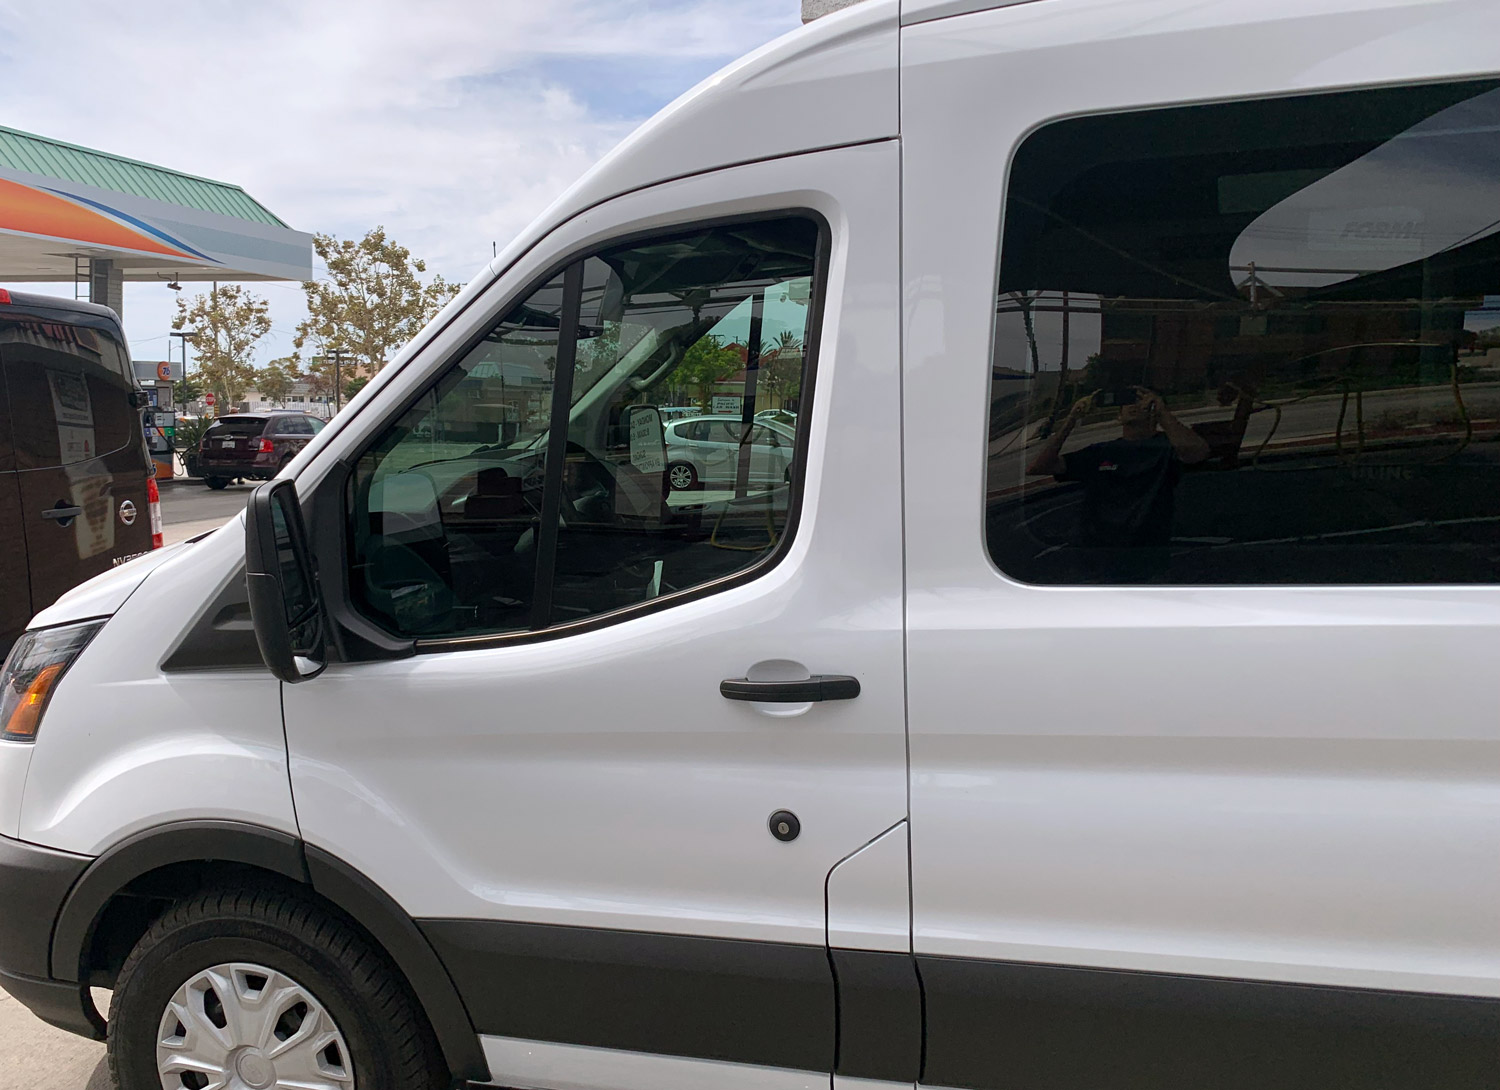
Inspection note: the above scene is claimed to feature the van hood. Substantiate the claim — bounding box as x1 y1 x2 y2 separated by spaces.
30 540 192 628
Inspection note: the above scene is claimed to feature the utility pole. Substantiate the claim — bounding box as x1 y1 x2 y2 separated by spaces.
327 347 347 415
169 331 196 406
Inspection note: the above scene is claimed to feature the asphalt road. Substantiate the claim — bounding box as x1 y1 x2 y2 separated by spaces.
158 476 256 544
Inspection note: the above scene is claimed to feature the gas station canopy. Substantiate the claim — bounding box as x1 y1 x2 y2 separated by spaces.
0 124 312 285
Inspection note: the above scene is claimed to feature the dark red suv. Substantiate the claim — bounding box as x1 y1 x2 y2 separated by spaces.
196 411 325 489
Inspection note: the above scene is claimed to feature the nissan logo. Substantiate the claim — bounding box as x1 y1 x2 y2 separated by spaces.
118 500 137 526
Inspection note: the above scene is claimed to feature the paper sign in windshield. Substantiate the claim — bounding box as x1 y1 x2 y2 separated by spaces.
629 407 665 473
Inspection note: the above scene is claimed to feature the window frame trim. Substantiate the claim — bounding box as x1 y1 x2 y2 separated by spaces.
337 208 833 656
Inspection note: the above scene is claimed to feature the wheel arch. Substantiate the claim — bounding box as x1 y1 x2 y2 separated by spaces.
51 820 489 1083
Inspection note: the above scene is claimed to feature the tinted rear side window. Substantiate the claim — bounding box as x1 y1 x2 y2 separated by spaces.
986 80 1500 585
0 318 137 468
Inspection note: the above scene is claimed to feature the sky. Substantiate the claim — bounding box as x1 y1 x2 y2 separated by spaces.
0 0 805 368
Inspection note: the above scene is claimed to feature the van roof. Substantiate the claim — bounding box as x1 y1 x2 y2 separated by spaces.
488 0 899 281
0 288 125 338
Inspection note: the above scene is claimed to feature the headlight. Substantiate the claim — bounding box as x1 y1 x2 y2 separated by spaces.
0 621 105 742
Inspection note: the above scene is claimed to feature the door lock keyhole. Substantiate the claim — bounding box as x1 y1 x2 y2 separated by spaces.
768 810 800 842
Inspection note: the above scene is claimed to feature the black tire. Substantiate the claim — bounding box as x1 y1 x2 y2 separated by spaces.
667 462 699 491
108 887 446 1090
203 476 228 490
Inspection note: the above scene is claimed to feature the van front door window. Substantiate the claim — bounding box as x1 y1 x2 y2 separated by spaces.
347 216 820 639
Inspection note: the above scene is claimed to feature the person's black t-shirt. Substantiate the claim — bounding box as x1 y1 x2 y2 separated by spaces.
1058 434 1180 547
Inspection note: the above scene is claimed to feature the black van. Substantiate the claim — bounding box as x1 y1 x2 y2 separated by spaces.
0 289 156 656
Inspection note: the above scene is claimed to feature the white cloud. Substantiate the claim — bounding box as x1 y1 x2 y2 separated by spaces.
0 0 801 365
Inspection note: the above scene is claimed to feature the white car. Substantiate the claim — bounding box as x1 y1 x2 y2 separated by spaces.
755 407 797 427
663 414 795 490
0 4 1496 1090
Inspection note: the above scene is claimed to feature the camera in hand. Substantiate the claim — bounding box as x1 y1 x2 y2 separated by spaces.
1095 386 1139 408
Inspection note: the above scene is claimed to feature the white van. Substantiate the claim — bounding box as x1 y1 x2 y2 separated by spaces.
2 2 1497 1088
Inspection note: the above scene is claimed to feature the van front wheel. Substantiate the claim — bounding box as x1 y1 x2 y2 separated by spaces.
108 887 446 1090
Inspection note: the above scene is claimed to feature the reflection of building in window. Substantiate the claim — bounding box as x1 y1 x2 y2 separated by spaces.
985 79 1500 586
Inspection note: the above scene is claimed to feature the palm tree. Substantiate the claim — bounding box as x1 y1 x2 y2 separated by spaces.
759 331 804 406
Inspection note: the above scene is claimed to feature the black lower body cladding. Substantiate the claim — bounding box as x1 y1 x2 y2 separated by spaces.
919 955 1500 1090
0 833 89 979
419 918 836 1072
0 832 100 1037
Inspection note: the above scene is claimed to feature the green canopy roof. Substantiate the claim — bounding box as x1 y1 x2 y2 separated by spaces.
0 124 287 228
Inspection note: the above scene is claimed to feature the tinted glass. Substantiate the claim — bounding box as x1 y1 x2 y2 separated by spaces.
548 220 817 626
987 81 1500 585
277 416 314 435
346 216 821 640
0 319 137 468
348 274 564 636
206 417 268 437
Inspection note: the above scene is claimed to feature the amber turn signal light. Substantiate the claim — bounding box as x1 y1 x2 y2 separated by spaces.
0 620 104 743
4 663 63 737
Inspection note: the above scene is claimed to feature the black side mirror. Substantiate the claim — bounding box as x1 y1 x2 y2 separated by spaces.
245 479 325 683
129 389 151 411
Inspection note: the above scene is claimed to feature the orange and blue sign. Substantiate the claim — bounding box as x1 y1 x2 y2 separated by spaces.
0 176 216 264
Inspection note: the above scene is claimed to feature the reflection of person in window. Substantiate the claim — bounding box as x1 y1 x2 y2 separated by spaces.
1026 387 1211 548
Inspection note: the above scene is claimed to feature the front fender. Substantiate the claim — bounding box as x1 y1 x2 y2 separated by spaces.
51 820 489 1083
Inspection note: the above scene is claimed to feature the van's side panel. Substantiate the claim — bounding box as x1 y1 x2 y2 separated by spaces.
1 319 151 615
283 141 908 1085
901 1 1500 1087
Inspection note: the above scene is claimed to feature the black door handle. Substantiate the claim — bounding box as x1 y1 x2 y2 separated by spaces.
42 504 84 522
720 675 861 703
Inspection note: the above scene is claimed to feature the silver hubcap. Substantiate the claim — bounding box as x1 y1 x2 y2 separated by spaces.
670 465 693 488
156 963 354 1090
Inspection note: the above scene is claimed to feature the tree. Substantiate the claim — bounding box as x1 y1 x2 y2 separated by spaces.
172 376 202 406
256 359 300 406
173 285 271 409
302 355 338 401
759 330 803 407
295 227 460 374
666 334 742 410
344 375 370 400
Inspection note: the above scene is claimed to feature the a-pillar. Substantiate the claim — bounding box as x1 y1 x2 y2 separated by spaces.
88 258 124 318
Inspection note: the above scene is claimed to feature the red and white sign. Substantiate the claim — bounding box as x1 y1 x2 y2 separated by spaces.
204 392 216 405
